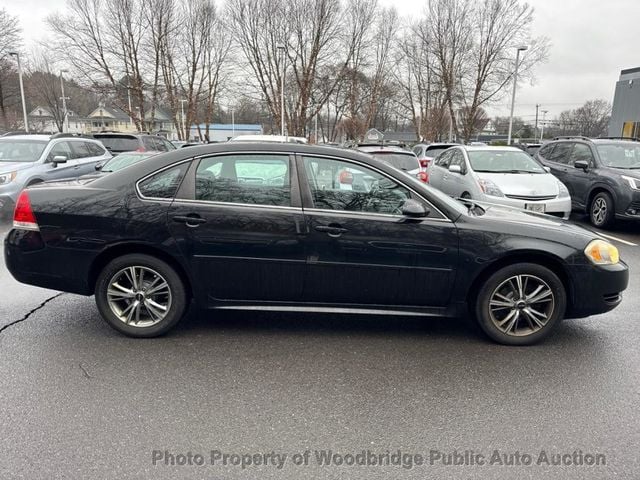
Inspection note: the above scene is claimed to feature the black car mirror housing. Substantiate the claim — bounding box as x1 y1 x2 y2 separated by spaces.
574 160 589 171
402 199 429 217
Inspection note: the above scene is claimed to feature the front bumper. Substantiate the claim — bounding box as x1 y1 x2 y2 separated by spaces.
479 194 571 218
565 260 629 318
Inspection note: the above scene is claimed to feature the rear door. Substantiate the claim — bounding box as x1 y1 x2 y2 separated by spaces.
427 149 454 193
69 140 107 176
168 152 307 304
297 153 458 307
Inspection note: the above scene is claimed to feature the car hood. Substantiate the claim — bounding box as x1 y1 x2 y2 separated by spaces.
0 161 36 173
476 172 559 196
474 201 596 245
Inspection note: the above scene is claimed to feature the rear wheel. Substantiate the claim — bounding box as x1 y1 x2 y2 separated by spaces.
589 191 615 228
475 263 566 345
95 254 187 337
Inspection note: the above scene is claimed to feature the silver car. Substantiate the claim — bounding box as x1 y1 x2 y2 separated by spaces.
427 145 571 218
0 134 111 217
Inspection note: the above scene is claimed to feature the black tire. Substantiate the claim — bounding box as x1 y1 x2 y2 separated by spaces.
589 191 615 228
475 263 566 346
95 254 187 337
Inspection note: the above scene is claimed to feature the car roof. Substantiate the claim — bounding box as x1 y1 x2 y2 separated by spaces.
460 145 524 152
0 134 51 141
229 135 308 143
357 145 413 154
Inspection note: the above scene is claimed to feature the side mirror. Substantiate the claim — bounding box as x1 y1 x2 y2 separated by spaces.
574 160 589 171
95 162 104 171
449 164 462 174
52 155 67 166
544 166 551 173
401 198 429 218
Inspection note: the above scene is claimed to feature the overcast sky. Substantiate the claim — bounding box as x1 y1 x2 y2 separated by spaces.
5 0 639 122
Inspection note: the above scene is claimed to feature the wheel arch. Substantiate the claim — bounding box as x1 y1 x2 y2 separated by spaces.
587 184 617 210
88 243 193 300
466 251 573 316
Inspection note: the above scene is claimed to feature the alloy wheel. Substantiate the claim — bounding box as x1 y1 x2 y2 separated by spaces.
106 266 172 327
592 197 607 226
488 274 555 337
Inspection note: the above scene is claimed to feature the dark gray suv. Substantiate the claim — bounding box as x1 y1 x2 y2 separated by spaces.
536 137 640 228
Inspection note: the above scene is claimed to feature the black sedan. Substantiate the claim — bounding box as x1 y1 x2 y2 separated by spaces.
4 143 629 345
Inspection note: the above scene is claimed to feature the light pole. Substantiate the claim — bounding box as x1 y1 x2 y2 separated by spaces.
180 99 188 140
507 45 528 145
126 85 133 130
231 106 235 136
9 52 29 133
540 110 548 142
59 69 69 133
277 45 286 137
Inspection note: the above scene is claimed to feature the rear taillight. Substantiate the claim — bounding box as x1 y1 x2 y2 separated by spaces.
419 159 430 168
136 147 146 152
13 190 39 231
418 171 429 183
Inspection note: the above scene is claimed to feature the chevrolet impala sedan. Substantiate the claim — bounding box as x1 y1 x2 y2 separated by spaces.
4 143 629 345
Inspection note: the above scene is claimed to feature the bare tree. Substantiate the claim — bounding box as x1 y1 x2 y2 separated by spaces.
0 8 22 130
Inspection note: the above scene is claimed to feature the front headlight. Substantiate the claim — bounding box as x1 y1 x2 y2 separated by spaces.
0 171 17 185
477 178 504 197
621 175 640 190
557 180 570 198
584 239 619 265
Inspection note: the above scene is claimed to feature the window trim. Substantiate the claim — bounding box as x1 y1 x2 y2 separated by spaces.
295 153 450 221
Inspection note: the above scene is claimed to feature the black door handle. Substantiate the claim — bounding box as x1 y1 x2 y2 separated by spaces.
173 215 206 226
315 225 348 236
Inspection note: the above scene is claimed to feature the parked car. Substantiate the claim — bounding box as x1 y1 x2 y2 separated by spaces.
356 144 427 182
427 146 571 218
536 137 640 228
5 143 628 345
521 143 542 156
92 133 176 154
95 151 160 173
229 134 308 144
412 143 459 170
0 133 111 218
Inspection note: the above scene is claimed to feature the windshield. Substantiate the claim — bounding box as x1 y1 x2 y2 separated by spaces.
101 153 156 172
596 143 640 169
95 136 140 152
0 139 48 163
468 150 546 173
371 153 419 171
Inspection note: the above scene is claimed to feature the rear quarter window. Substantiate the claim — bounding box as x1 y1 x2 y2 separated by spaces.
138 164 188 199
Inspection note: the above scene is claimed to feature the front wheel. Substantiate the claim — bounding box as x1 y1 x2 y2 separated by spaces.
475 263 566 345
590 191 615 228
95 254 188 337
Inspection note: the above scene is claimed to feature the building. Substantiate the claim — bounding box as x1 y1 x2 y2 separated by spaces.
189 123 262 142
28 106 89 134
87 105 135 133
609 67 640 138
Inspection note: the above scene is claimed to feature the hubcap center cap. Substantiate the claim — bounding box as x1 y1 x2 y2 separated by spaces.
516 301 526 310
135 293 145 302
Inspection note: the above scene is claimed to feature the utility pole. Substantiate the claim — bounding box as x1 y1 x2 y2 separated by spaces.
507 46 528 145
534 104 540 141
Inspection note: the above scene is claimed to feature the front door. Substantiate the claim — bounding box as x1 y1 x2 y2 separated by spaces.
566 142 597 209
168 153 307 303
298 154 458 307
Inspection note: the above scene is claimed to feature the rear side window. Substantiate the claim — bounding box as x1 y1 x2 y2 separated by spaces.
546 143 573 164
370 153 419 172
71 141 92 158
138 164 188 199
425 146 452 158
195 154 291 206
86 142 106 156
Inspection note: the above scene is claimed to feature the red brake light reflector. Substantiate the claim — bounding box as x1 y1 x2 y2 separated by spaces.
418 171 429 183
419 159 430 168
13 191 39 231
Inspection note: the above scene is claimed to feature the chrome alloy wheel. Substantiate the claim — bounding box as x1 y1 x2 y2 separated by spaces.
106 266 172 327
488 274 555 337
592 197 607 225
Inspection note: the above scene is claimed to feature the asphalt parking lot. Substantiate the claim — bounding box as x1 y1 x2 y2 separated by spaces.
1 215 639 480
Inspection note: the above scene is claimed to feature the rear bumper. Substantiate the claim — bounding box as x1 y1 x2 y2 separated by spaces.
4 229 93 295
566 261 629 318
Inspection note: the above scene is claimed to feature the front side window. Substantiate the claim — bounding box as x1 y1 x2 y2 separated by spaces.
570 143 594 165
48 141 74 161
302 156 410 215
138 164 188 199
538 143 555 159
449 150 467 171
195 154 291 206
546 143 573 164
435 150 454 168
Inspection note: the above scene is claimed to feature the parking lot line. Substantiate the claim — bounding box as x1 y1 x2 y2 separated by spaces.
594 232 638 247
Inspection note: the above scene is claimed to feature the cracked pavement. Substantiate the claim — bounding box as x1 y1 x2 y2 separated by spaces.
1 217 640 479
